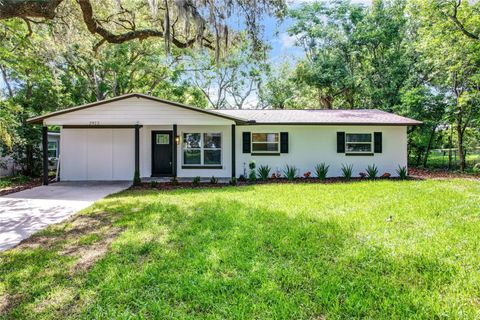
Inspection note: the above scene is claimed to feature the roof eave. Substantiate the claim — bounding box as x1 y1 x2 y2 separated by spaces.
243 121 423 126
26 93 249 125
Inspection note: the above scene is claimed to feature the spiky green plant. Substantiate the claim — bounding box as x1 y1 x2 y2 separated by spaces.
257 165 271 181
366 164 378 180
283 165 298 182
192 176 201 186
341 164 353 180
396 166 408 180
314 163 329 180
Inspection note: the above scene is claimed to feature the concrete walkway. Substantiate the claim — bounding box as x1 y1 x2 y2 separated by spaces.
0 181 131 251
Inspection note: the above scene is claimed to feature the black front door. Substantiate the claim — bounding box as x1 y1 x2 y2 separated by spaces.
152 131 173 176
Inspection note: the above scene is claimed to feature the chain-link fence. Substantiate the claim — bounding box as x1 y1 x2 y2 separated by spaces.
410 147 480 170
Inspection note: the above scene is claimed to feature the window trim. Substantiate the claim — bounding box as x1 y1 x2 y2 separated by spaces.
182 132 222 167
345 133 373 154
251 132 280 154
48 141 58 158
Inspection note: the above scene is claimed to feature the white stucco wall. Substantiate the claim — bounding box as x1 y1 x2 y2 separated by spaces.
59 124 407 181
140 125 232 178
235 125 407 178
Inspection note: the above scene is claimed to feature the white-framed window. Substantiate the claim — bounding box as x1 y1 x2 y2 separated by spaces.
345 133 373 153
48 141 58 158
252 133 279 153
183 133 222 166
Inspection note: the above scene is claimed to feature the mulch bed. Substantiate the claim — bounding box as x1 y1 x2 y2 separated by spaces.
409 168 480 180
0 178 43 196
130 168 480 191
130 176 418 191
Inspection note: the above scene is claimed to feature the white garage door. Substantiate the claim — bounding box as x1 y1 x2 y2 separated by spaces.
61 128 135 181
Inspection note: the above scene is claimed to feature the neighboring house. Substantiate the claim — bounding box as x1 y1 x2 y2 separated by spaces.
0 132 60 177
27 93 421 184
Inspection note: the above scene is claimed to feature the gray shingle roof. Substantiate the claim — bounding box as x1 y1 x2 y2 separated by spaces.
215 109 421 125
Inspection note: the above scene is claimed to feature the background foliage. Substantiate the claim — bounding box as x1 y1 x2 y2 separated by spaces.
0 0 479 175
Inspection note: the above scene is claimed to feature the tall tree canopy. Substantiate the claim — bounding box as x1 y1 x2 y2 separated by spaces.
0 0 286 58
287 0 410 110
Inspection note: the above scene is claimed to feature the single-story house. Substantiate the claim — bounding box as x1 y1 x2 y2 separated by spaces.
27 93 421 184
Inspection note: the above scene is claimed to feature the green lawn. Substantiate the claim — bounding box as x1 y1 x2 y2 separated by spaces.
1 180 480 319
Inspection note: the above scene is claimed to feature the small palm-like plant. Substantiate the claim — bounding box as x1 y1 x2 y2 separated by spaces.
396 166 408 180
192 176 201 186
257 165 271 181
314 163 329 180
366 164 378 180
210 176 218 184
283 165 298 182
341 164 354 180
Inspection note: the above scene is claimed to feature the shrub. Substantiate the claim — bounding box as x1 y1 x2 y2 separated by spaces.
149 180 158 188
381 172 391 178
396 166 407 180
257 165 271 181
473 163 480 173
210 176 218 184
283 165 298 181
366 164 378 180
133 170 141 186
303 171 311 178
230 177 237 185
248 161 257 182
238 174 247 182
359 172 367 179
271 169 282 179
314 163 329 180
341 164 353 180
192 176 201 186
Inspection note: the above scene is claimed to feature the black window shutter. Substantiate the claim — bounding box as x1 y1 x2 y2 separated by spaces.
280 132 289 153
337 132 345 153
374 132 382 153
242 132 251 153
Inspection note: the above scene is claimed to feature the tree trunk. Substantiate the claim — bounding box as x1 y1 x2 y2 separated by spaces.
415 147 424 166
452 72 466 171
24 144 34 177
448 125 453 170
423 125 437 168
456 111 466 171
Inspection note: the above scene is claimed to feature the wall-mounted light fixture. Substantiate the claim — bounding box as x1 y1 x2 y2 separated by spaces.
175 135 180 145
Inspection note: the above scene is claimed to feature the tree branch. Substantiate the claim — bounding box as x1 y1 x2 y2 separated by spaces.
0 0 64 19
1 0 214 50
445 0 479 40
77 0 214 50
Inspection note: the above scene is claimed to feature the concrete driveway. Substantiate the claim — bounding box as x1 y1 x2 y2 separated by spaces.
0 181 131 251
